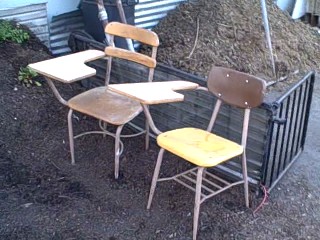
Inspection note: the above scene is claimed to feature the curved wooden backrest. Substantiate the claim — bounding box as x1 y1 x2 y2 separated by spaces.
207 66 266 108
105 22 160 47
105 47 156 68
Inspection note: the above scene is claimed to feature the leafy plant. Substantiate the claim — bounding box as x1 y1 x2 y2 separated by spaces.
18 67 41 87
0 20 30 43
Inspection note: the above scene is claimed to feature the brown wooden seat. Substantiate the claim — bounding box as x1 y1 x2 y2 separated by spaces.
67 22 160 179
147 66 266 240
68 87 142 125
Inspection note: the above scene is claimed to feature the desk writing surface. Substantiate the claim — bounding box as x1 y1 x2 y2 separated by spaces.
28 50 105 83
109 81 199 104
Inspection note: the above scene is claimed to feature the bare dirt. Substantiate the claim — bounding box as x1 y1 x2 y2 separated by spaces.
0 21 320 240
150 0 320 93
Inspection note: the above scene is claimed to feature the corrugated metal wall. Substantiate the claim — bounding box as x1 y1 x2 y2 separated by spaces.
0 3 49 47
135 0 187 29
50 10 85 55
305 0 320 26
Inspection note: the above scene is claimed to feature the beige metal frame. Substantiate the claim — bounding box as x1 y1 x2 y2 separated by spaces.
143 66 266 239
107 66 264 239
67 23 159 179
44 69 147 178
146 97 251 240
144 100 250 240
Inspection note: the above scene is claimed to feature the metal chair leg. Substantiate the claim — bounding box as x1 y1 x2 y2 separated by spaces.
145 120 150 150
147 148 165 209
242 152 249 208
68 109 75 165
102 121 107 138
193 167 204 240
203 168 207 178
114 125 124 179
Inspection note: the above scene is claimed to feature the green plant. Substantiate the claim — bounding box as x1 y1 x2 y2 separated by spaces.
0 20 30 43
18 67 40 87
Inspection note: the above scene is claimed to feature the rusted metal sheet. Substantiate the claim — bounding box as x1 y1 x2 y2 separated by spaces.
0 3 49 47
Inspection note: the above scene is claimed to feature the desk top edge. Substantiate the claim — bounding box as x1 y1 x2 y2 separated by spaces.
28 50 105 83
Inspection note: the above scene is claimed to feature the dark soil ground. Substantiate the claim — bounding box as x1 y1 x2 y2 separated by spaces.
1 23 320 240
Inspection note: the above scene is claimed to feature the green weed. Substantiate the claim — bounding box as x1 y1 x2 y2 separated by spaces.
0 20 30 43
18 67 41 87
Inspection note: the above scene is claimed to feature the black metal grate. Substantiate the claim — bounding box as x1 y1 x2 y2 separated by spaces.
261 72 315 190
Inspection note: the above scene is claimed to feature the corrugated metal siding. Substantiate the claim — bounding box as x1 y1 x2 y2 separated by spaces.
135 0 187 29
0 3 49 47
50 10 85 55
307 0 320 15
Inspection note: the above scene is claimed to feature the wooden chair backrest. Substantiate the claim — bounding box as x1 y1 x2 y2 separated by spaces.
105 47 156 68
103 22 159 85
105 22 159 47
207 66 266 109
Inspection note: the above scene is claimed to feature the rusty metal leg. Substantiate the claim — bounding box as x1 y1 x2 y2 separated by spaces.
241 109 250 208
114 124 124 179
193 167 204 240
144 105 150 150
147 148 165 209
203 168 207 178
68 109 75 165
242 152 249 208
102 121 107 138
145 120 150 150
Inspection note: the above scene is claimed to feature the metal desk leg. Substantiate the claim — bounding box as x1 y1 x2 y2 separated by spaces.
45 77 68 106
141 104 162 136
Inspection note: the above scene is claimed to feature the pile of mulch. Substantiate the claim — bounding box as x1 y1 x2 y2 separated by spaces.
150 0 320 91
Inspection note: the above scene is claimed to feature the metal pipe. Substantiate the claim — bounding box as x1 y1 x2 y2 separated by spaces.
141 104 162 135
96 0 109 27
296 80 309 154
274 103 284 177
301 73 315 149
207 99 222 132
96 0 113 45
261 0 276 76
278 97 290 176
290 84 303 160
116 0 135 51
45 77 68 106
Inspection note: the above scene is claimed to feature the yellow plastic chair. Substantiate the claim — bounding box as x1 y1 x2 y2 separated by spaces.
67 22 159 179
147 66 266 240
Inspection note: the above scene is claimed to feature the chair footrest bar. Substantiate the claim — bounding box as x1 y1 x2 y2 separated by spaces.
74 130 124 155
74 130 111 139
158 167 245 204
98 120 146 138
200 180 244 204
157 167 199 182
174 178 207 198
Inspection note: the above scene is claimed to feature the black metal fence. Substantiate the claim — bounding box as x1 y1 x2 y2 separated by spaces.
261 72 315 191
68 32 315 193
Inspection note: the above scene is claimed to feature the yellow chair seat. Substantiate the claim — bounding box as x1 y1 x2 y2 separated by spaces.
157 128 244 167
68 86 142 125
